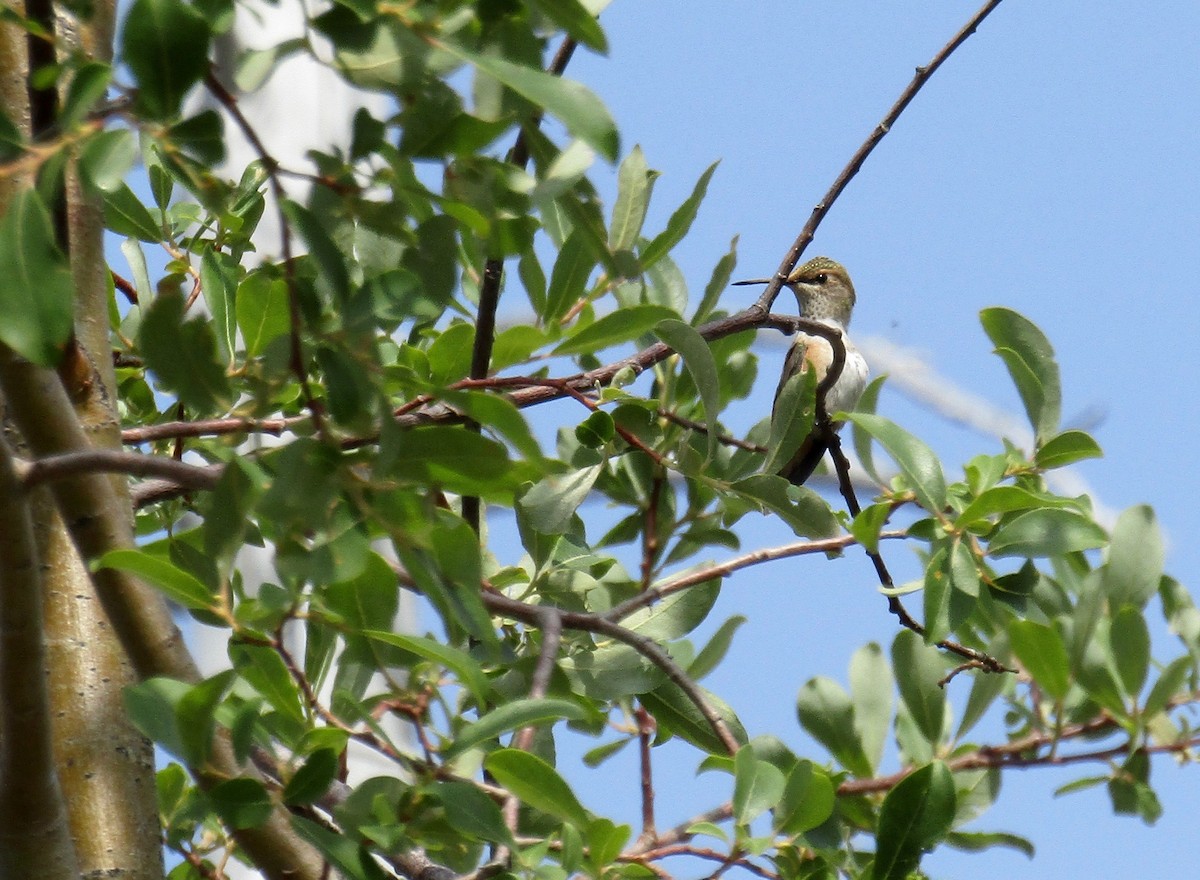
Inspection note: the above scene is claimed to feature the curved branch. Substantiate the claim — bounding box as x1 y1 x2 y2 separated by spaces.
20 450 223 492
752 0 1007 314
605 530 908 623
482 592 741 756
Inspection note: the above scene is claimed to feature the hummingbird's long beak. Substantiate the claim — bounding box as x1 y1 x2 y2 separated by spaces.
731 278 773 286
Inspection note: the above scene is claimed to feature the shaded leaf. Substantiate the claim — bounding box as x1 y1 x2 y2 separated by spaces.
0 189 74 365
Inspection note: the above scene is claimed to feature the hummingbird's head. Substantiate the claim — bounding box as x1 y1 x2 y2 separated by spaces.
786 256 856 326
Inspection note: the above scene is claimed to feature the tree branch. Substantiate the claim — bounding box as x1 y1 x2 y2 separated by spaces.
19 449 223 491
751 0 1007 314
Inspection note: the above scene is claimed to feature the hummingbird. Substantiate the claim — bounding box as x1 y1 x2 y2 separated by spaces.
735 256 869 485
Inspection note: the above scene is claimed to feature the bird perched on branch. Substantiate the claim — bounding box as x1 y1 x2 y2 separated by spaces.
735 256 869 485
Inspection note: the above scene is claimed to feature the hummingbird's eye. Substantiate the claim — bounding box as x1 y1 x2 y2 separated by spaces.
814 273 828 285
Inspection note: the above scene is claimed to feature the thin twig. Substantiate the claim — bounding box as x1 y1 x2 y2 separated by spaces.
203 72 327 437
462 37 578 533
482 592 741 755
751 0 1007 314
826 432 1012 674
605 531 907 623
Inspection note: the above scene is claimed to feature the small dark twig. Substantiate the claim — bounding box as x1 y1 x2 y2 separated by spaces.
752 0 1007 314
825 431 1013 674
204 72 327 437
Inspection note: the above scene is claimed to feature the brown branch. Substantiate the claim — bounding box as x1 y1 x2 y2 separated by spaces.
128 311 831 506
838 707 1200 796
482 591 741 755
825 432 1013 674
19 450 223 492
622 845 777 880
122 415 303 444
751 0 1007 314
658 408 765 453
634 705 657 843
605 531 907 623
110 269 139 304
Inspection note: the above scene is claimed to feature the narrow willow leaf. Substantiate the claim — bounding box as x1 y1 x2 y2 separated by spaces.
445 45 618 161
1034 429 1102 469
849 642 892 773
693 234 738 325
796 677 871 778
641 160 718 268
846 413 947 512
0 188 74 365
444 699 586 759
609 145 656 251
655 319 722 462
554 304 676 356
732 747 786 826
988 509 1107 559
980 307 1061 445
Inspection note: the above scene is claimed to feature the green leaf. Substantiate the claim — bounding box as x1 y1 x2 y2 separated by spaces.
727 475 840 539
386 426 520 498
140 289 232 412
175 670 235 767
955 486 1068 529
520 465 603 534
122 0 212 119
446 45 619 162
103 183 162 241
543 230 596 322
293 816 388 880
891 629 946 745
79 128 137 193
200 247 238 363
849 642 892 773
693 234 738 325
988 508 1107 558
229 643 304 723
846 414 947 512
362 631 490 707
1102 504 1163 609
874 761 956 880
60 61 112 128
283 749 339 805
732 746 786 826
1007 619 1070 701
237 272 290 358
688 614 746 681
609 145 656 251
1110 606 1150 699
945 830 1035 858
956 668 1008 739
554 304 678 356
0 188 74 365
763 364 817 476
95 548 214 610
1034 429 1102 469
850 375 886 483
444 699 586 760
1144 655 1193 718
639 681 747 755
655 318 723 462
795 677 871 778
980 307 1061 445
484 749 590 828
641 161 718 269
622 578 718 642
282 199 350 305
167 109 225 165
528 0 608 52
774 761 835 834
437 781 514 846
208 778 273 830
123 677 190 758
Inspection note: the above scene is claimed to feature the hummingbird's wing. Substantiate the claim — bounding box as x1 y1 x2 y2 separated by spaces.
772 337 830 486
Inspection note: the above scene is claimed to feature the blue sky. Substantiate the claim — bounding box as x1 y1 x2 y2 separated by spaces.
556 2 1200 877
